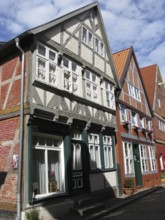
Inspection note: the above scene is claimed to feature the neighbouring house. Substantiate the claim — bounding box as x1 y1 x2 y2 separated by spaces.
140 64 165 180
0 2 120 219
112 47 160 195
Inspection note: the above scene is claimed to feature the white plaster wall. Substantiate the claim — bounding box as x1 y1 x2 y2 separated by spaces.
94 54 104 72
66 38 79 55
90 171 117 192
44 27 61 44
81 44 93 64
104 171 117 188
84 19 92 29
106 62 114 78
64 18 79 33
33 87 44 105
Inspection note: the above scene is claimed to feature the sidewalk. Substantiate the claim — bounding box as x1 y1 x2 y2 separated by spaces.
58 185 164 220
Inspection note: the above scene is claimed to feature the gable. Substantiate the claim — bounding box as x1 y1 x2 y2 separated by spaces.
118 53 151 116
34 5 118 86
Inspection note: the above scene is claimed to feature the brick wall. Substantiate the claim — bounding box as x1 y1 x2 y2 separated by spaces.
0 117 20 211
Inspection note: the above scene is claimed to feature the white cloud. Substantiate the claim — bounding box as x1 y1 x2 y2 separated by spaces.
0 0 165 81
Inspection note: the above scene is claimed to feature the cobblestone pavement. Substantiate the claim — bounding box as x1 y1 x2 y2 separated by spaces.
101 186 165 220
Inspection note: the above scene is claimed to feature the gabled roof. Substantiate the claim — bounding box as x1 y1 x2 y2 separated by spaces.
112 48 131 81
140 64 157 109
0 1 120 88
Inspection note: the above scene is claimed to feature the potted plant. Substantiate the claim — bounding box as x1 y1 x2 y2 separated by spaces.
25 209 39 220
124 178 134 195
160 172 165 184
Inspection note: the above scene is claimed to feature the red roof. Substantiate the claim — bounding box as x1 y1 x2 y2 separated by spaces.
112 48 131 80
140 64 157 109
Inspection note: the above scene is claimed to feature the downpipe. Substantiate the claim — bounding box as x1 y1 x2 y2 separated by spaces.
15 38 25 220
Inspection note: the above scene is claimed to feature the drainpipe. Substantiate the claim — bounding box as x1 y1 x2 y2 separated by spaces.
15 38 25 220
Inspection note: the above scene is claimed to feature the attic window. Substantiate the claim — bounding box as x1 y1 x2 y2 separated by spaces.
82 26 93 48
128 83 141 101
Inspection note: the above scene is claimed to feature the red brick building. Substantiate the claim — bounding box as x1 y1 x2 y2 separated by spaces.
140 64 165 178
113 47 160 195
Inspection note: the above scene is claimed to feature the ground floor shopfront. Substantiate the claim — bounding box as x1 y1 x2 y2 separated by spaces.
21 116 118 219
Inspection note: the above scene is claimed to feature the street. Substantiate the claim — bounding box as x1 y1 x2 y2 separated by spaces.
101 187 165 220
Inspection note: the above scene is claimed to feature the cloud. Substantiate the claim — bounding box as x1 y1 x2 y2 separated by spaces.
0 0 165 81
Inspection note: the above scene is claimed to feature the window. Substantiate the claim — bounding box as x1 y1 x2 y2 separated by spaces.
140 116 145 129
139 145 149 173
131 112 138 127
81 26 93 48
63 56 79 94
94 37 104 57
123 142 134 175
147 119 152 131
88 133 101 170
158 98 161 108
148 146 157 171
105 81 115 109
103 136 114 169
36 43 57 86
72 143 82 170
120 105 127 122
85 70 99 101
160 154 164 170
128 83 141 101
32 134 64 198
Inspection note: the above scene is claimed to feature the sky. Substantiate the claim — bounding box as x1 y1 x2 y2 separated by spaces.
0 0 165 81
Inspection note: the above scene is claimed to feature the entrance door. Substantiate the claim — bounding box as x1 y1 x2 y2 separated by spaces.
72 142 85 193
133 144 142 187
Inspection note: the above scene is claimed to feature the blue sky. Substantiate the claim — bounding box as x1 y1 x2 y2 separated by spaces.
0 0 165 81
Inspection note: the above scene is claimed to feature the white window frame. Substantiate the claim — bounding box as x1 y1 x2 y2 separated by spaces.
123 142 134 175
32 134 65 199
94 37 104 57
85 70 99 101
139 145 149 173
88 133 101 170
104 81 115 109
131 111 138 127
158 97 161 108
148 146 157 172
63 56 79 94
81 26 93 48
140 116 145 129
120 105 127 122
128 83 141 101
103 136 114 169
36 43 58 86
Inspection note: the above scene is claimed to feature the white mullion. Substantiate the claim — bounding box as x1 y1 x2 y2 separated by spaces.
45 149 49 194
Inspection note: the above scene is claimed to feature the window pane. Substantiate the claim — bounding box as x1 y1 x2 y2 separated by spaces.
63 57 69 68
33 149 46 195
48 151 61 192
49 50 56 61
38 44 46 56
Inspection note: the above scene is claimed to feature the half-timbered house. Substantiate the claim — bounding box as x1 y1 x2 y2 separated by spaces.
0 2 119 219
113 47 159 195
